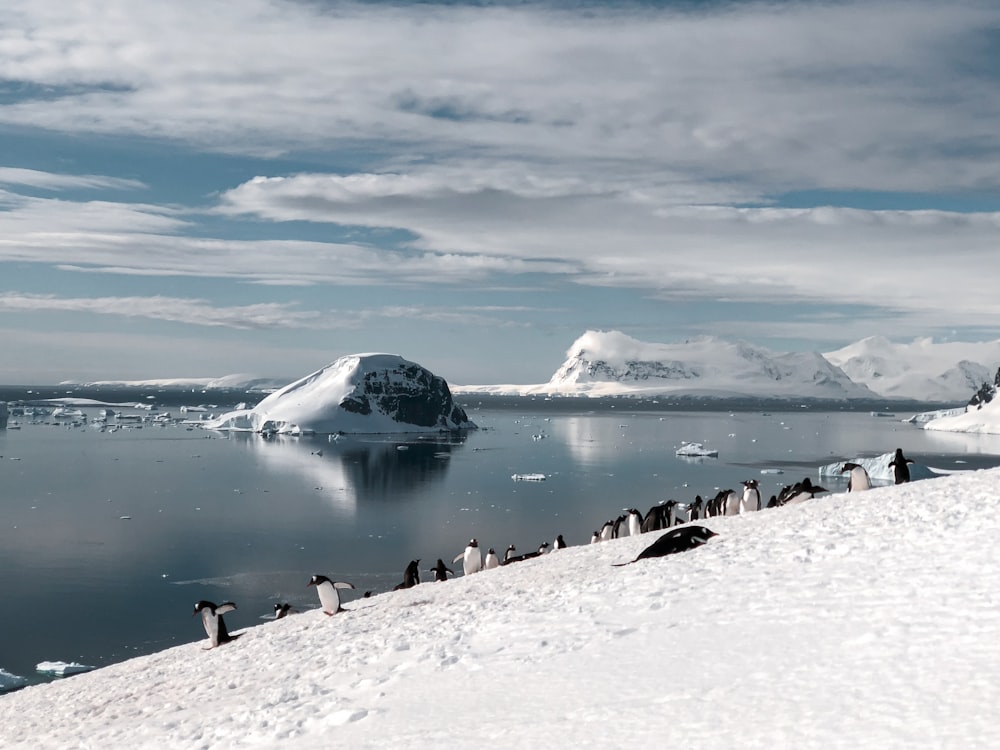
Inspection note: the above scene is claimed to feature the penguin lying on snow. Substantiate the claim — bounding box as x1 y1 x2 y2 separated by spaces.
273 603 296 619
193 600 240 648
308 574 355 615
613 526 718 566
777 477 828 506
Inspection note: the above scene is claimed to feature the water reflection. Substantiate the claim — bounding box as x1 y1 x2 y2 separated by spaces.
236 432 466 514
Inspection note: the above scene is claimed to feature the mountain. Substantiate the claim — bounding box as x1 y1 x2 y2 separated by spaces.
205 354 475 434
458 330 879 400
62 375 286 391
823 336 1000 402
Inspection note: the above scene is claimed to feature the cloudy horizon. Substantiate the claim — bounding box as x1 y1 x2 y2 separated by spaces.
2 0 999 384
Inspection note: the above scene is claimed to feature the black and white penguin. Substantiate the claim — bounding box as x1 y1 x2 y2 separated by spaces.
590 531 600 544
840 462 872 492
740 479 761 514
192 600 240 648
535 542 550 556
429 559 454 582
483 547 500 570
721 489 741 516
503 543 518 561
394 559 422 590
273 603 294 619
307 574 355 615
627 509 643 537
554 534 567 550
599 520 615 541
689 495 703 521
888 448 914 484
453 538 482 575
777 478 828 506
613 526 719 566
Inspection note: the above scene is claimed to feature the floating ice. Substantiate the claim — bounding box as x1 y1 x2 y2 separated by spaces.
817 451 937 482
0 668 28 693
675 442 718 457
511 473 546 481
35 661 95 676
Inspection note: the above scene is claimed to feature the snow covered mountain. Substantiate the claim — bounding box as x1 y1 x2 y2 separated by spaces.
458 330 878 400
205 354 475 434
824 336 1000 402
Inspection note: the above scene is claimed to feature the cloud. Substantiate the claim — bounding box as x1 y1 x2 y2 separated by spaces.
0 167 146 191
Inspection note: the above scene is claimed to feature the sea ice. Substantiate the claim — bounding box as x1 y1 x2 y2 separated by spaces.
675 442 719 457
35 661 95 676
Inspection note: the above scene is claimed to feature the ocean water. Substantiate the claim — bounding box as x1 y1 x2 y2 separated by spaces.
2 395 1000 688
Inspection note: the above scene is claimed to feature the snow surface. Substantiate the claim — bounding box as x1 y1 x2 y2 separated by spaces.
5 468 1000 748
924 396 1000 435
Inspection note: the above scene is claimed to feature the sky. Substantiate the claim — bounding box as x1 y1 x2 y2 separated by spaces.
2 0 1000 385
4 460 1000 747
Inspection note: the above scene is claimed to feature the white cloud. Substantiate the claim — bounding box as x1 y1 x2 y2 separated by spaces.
0 167 146 191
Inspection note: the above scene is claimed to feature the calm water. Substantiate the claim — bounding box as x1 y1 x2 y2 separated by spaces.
3 397 1000 687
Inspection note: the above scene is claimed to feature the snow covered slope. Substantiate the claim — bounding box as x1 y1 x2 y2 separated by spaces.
4 468 1000 749
205 354 474 434
824 336 1000 402
923 396 1000 435
534 330 876 399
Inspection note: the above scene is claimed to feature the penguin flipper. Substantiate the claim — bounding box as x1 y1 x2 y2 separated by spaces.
333 581 355 590
453 553 464 564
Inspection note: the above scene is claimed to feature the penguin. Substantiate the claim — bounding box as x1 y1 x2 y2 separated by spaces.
273 603 294 619
777 478 828 506
535 542 550 556
192 600 240 648
613 526 718 566
626 509 642 536
721 489 741 516
307 574 355 615
888 448 914 484
393 559 421 590
641 502 667 532
429 559 454 582
612 514 628 538
740 479 761 514
554 534 567 550
840 462 871 492
483 547 500 570
503 543 518 562
766 494 779 509
453 538 482 575
590 531 600 544
689 495 703 521
599 520 615 541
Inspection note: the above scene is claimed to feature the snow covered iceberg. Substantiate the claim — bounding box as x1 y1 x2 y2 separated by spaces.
817 451 936 482
204 354 476 435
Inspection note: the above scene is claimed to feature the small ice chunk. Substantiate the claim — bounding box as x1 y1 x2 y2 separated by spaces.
0 668 28 692
511 473 546 481
675 442 719 457
760 469 784 475
36 661 96 676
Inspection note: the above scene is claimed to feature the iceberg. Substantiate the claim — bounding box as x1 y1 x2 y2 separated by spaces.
0 668 28 693
205 354 475 435
675 442 718 457
817 451 937 482
35 661 95 676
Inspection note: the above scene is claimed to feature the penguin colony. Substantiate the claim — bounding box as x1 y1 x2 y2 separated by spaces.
193 447 914 648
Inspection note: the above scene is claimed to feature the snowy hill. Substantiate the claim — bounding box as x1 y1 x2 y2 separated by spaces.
923 394 1000 435
824 336 1000 402
459 330 879 400
204 354 475 434
3 468 1000 748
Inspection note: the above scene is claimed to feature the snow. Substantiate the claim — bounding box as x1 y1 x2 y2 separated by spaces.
817 451 937 482
6 467 1000 748
924 397 1000 435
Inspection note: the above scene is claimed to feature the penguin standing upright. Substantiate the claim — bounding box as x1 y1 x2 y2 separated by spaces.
721 489 740 516
626 509 642 536
193 600 240 648
689 495 703 521
590 531 600 544
599 520 615 541
554 534 567 550
740 479 761 514
840 462 872 492
483 547 500 570
888 448 914 484
307 574 355 615
429 559 454 582
453 538 482 575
